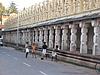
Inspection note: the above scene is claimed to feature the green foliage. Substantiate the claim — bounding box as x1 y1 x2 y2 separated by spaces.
0 3 5 23
0 3 5 14
8 2 18 14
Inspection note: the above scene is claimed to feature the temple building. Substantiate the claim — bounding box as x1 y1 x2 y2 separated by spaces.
0 13 9 29
3 0 100 55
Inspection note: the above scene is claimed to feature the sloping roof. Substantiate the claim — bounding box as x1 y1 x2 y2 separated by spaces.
0 25 5 29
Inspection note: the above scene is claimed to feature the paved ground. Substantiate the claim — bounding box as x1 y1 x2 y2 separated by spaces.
0 46 99 75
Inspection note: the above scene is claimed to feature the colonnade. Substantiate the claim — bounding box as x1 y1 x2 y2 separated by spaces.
3 20 100 55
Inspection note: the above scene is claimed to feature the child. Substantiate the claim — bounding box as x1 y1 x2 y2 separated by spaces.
25 42 29 58
51 45 59 61
31 43 37 58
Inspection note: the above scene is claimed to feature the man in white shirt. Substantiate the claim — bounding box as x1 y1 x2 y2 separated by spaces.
25 42 29 58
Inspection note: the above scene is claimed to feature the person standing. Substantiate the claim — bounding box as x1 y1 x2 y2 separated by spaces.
31 43 38 58
41 42 47 60
25 42 29 58
51 45 59 61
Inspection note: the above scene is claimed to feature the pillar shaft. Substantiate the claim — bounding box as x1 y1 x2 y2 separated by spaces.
92 20 100 55
22 30 25 44
70 25 77 51
26 30 31 45
55 26 60 48
19 31 22 44
80 27 88 53
32 31 35 42
24 30 28 42
35 29 38 43
62 26 68 50
39 29 43 47
44 28 48 44
80 22 88 54
49 27 54 48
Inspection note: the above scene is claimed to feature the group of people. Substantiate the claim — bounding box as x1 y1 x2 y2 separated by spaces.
25 42 37 58
25 41 59 61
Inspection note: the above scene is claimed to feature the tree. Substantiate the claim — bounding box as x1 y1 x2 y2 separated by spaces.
8 2 18 14
0 3 5 24
0 3 5 14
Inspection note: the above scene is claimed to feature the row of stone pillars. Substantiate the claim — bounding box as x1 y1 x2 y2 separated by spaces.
3 20 100 55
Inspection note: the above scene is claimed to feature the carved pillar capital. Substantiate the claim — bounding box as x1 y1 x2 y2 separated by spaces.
48 26 54 30
38 28 43 31
54 25 61 30
69 23 78 29
61 25 69 30
43 27 48 31
91 20 99 27
79 22 88 28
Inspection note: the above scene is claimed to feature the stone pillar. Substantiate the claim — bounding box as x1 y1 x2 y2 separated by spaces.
22 30 25 45
13 32 16 43
9 32 11 43
80 22 88 54
28 29 31 45
7 32 9 42
6 33 7 42
9 32 10 42
55 26 61 48
6 33 8 42
44 27 48 44
35 29 38 43
18 31 21 44
39 28 43 47
14 32 17 43
61 25 69 50
69 25 77 52
9 32 11 42
20 30 23 44
11 32 13 43
8 32 9 42
30 30 33 44
26 30 29 43
10 32 13 43
32 30 35 42
15 31 17 43
49 27 54 48
92 20 100 55
12 32 14 43
14 32 16 43
24 30 27 42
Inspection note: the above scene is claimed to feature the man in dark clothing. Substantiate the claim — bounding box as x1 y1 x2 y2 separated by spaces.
41 42 47 60
42 42 47 49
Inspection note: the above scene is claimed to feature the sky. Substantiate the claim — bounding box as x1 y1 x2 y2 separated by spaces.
0 0 45 10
